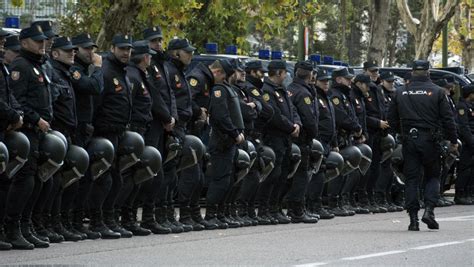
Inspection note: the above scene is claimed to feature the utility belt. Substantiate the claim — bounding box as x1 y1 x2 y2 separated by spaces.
402 127 440 141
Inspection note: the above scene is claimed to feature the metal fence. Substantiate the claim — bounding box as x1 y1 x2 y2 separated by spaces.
1 0 75 28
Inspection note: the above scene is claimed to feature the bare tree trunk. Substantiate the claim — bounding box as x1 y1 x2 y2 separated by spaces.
367 0 391 65
339 0 347 60
396 0 460 60
96 0 143 51
387 2 399 66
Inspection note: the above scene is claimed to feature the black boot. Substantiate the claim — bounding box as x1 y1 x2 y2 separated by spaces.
340 194 356 215
31 213 50 242
62 211 86 240
351 193 369 214
20 221 49 248
104 210 133 238
192 205 217 230
140 207 172 234
179 206 205 231
204 204 227 229
422 206 439 230
288 202 318 224
4 218 34 250
245 203 259 226
168 206 192 232
359 191 380 213
122 208 151 236
238 201 257 226
255 204 272 225
89 210 121 239
51 214 82 242
268 203 290 224
454 190 473 205
0 225 12 250
40 213 65 243
230 203 251 227
327 195 350 217
376 192 397 212
408 210 420 231
313 198 335 219
155 206 184 233
218 205 240 228
369 193 387 213
72 210 102 239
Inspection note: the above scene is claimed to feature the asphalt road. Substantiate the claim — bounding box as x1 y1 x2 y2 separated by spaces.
1 204 473 266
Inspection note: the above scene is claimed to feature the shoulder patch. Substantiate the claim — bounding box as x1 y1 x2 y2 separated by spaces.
332 97 340 105
263 93 270 102
11 71 20 81
214 90 221 98
251 89 260 97
189 78 198 87
304 96 311 105
459 109 465 116
72 70 81 80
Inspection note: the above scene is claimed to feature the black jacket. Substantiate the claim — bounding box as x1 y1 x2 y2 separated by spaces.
9 49 53 125
70 57 103 124
50 59 77 131
0 61 22 132
148 50 177 124
93 53 132 132
456 98 474 148
126 63 153 127
261 77 300 138
387 75 457 144
329 83 361 136
365 83 386 133
186 63 214 118
316 86 337 152
351 85 368 138
287 78 319 144
209 82 244 139
163 58 192 124
232 81 258 133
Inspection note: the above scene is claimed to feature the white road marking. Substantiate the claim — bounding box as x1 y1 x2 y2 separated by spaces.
341 250 406 261
294 238 473 267
411 241 464 250
437 215 474 222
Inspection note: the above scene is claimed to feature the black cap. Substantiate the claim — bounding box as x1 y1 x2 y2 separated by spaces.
412 60 430 70
51 36 76 50
295 60 314 71
462 84 474 98
19 25 48 41
316 68 331 81
434 79 449 88
167 38 196 52
380 71 395 82
132 40 156 55
354 74 371 84
268 60 287 71
363 60 378 70
143 26 163 41
245 60 268 72
219 59 234 77
112 34 132 48
230 59 244 72
332 67 354 79
30 20 56 38
0 28 9 37
4 35 20 51
71 33 97 48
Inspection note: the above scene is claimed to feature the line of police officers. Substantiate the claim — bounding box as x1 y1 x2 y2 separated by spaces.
0 21 473 250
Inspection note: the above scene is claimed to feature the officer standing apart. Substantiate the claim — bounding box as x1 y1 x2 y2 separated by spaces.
388 60 458 231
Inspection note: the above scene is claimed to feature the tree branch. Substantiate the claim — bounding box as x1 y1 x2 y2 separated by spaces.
396 0 419 35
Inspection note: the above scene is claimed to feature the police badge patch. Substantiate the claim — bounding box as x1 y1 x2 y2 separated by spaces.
304 97 311 105
459 109 465 116
214 90 221 98
251 89 260 96
11 71 20 81
263 93 270 102
332 98 340 105
72 71 81 80
189 78 198 87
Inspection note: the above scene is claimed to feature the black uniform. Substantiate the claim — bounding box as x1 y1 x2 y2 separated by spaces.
89 53 132 233
285 77 318 207
6 49 52 241
455 98 474 200
205 82 244 221
387 75 457 211
257 77 300 218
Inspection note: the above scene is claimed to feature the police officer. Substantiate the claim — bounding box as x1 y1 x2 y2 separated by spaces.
69 33 104 239
0 28 23 251
5 25 52 249
90 34 133 239
363 61 380 85
115 40 155 236
30 21 56 54
387 60 458 231
454 84 474 205
306 68 336 220
155 38 195 233
137 26 177 234
375 71 402 212
285 61 319 223
3 35 21 65
44 36 83 242
203 59 244 229
256 60 301 224
328 67 361 217
340 74 370 214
